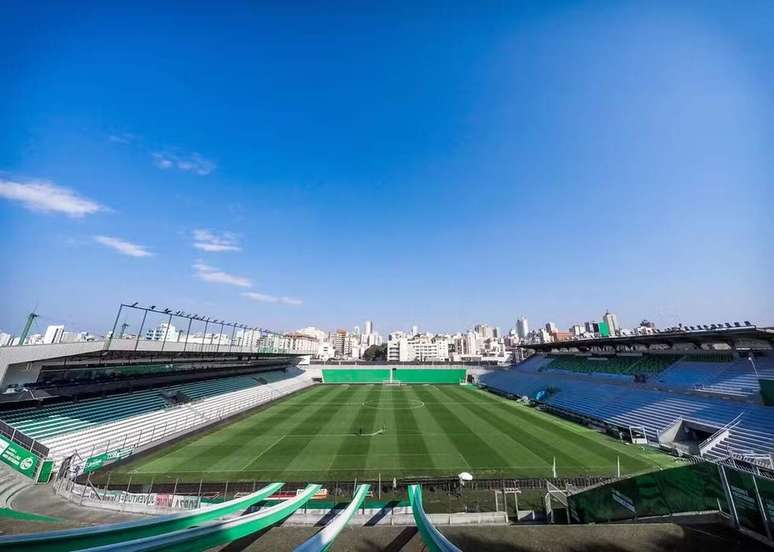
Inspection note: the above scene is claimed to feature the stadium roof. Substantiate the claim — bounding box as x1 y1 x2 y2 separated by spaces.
521 326 774 352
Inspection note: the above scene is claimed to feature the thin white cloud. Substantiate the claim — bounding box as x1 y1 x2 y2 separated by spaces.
193 229 241 252
152 152 215 175
0 179 107 217
243 291 303 306
94 235 153 257
193 262 251 288
107 133 136 145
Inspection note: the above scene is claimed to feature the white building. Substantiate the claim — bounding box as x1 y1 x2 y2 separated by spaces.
317 342 336 361
388 333 450 362
145 323 179 342
43 325 65 344
603 311 620 335
516 317 529 339
364 320 373 335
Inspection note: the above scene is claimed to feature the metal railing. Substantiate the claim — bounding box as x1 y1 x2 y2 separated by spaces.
0 418 49 458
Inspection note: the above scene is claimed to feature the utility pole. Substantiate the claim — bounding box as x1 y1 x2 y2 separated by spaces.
18 312 39 345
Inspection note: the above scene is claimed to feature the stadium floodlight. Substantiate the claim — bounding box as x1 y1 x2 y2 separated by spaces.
149 305 156 310
744 320 751 326
130 302 138 307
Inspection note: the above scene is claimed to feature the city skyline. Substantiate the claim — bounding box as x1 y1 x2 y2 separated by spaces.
2 3 773 333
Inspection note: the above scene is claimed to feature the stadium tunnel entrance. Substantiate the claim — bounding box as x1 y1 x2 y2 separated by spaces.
658 418 720 455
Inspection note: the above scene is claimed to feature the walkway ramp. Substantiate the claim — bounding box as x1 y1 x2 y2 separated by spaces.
81 484 322 552
0 482 284 551
294 484 370 552
408 484 462 552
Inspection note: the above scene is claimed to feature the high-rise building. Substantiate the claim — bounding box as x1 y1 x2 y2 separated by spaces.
411 324 419 336
364 320 373 335
43 325 65 344
545 322 557 334
474 324 494 339
145 323 178 342
516 317 529 339
602 311 620 336
333 329 351 357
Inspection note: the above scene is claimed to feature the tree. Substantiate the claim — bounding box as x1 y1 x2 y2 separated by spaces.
363 343 387 361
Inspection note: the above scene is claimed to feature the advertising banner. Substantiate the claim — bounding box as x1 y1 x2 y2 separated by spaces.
83 447 133 474
0 435 40 478
72 483 202 510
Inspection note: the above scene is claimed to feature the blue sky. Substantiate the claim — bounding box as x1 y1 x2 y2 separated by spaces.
1 2 772 336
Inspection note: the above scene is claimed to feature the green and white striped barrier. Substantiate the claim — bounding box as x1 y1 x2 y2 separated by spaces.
408 484 462 552
294 484 370 552
0 482 283 551
82 484 322 552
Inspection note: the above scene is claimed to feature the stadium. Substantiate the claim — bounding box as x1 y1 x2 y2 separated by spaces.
0 311 771 551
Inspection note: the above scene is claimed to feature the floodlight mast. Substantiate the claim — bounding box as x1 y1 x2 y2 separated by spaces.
109 302 289 355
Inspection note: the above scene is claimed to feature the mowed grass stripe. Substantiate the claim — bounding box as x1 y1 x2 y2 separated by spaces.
330 385 383 475
433 385 580 473
411 386 513 471
390 387 435 474
98 384 677 483
164 385 351 475
424 385 550 472
453 386 658 468
401 386 470 472
269 386 374 477
124 384 334 475
441 386 656 475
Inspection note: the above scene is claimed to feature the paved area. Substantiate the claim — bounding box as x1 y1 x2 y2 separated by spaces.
12 484 143 526
218 523 771 552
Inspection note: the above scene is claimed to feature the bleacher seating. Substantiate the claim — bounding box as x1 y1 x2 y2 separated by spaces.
40 370 313 465
481 354 774 461
546 354 681 376
0 374 273 441
656 356 774 398
0 369 314 465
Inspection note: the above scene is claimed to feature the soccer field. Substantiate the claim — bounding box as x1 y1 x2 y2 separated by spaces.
105 384 676 483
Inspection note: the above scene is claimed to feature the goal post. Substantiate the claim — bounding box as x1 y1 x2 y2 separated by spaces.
629 426 648 444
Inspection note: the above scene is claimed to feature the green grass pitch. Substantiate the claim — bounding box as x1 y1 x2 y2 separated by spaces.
106 384 677 483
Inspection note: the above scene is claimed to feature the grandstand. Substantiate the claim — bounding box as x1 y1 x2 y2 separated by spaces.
481 327 774 466
0 325 770 550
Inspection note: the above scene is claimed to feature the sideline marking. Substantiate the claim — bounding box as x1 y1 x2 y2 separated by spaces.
240 434 287 470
